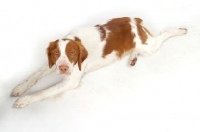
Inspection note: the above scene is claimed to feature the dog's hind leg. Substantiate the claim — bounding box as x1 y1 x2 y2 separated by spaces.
136 28 187 56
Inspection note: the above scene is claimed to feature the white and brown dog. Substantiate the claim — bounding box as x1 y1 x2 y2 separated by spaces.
12 17 187 108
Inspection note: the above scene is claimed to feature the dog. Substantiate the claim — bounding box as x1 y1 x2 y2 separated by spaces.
12 17 187 108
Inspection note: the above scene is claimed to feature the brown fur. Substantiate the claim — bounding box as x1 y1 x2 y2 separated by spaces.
74 36 81 42
134 18 149 44
143 27 153 37
46 40 60 68
65 40 88 71
99 17 135 58
62 38 68 41
95 25 106 41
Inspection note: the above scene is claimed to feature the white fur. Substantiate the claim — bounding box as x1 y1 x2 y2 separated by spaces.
56 40 73 75
12 17 187 108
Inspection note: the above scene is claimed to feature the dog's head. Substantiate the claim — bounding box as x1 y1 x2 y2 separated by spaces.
46 38 88 75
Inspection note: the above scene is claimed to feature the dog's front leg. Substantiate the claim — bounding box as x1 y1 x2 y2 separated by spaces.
12 62 56 96
13 68 83 108
13 77 79 108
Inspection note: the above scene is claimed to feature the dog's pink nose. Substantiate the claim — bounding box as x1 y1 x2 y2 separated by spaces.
59 64 69 74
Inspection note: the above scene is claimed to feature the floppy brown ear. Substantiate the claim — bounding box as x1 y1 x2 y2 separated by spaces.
47 46 54 68
77 42 88 71
46 41 58 68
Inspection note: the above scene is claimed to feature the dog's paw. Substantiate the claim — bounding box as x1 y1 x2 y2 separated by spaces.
14 96 32 108
11 80 33 96
12 85 27 96
12 87 26 97
129 57 137 66
178 28 187 35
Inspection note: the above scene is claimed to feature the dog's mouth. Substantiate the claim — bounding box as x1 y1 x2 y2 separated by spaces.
58 70 71 75
65 72 71 75
59 69 71 75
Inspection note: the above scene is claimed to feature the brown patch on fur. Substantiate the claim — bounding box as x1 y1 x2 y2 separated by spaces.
100 17 135 58
65 40 88 71
62 38 69 41
46 40 60 68
74 36 81 42
134 18 149 44
143 27 153 37
95 25 106 41
134 18 143 24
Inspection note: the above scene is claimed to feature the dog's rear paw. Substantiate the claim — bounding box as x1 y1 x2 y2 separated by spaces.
178 28 187 34
129 57 137 66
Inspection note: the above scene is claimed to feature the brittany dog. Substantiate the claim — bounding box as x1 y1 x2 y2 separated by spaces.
12 17 187 108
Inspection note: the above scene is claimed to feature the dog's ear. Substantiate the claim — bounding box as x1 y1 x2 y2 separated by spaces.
47 45 54 68
65 39 88 71
46 40 59 68
77 42 88 71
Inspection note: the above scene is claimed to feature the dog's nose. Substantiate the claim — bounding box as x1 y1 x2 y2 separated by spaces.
59 64 69 74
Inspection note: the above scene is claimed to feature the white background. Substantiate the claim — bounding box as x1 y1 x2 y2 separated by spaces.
0 0 200 132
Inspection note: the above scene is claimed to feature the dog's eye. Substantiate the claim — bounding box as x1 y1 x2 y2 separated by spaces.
70 50 75 56
53 50 60 57
55 51 58 54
